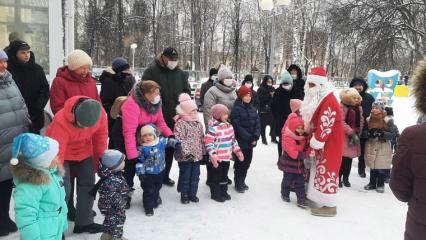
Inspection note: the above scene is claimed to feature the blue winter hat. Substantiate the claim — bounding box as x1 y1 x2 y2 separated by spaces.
112 57 130 73
10 133 59 168
0 49 8 60
101 150 126 172
280 70 293 85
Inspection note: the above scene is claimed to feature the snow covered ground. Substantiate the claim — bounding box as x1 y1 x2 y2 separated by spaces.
5 95 417 240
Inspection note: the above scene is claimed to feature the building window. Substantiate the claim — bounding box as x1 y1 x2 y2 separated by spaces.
0 0 49 73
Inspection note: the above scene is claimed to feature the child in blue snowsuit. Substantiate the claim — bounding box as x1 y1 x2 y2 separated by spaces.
136 124 181 216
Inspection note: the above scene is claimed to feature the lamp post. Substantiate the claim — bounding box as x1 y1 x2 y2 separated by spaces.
260 0 290 76
130 43 138 74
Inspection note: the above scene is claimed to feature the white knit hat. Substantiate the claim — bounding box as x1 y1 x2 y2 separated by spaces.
67 49 93 71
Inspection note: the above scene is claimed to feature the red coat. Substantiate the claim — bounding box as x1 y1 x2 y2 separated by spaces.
50 66 100 114
282 113 306 159
306 92 344 207
45 96 108 165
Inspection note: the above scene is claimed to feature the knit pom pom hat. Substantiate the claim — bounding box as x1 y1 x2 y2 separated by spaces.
211 104 229 121
67 49 93 71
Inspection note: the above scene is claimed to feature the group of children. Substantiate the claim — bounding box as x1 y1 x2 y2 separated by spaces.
8 84 399 239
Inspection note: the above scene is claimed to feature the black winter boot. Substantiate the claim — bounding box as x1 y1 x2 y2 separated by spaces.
343 178 351 187
221 184 231 200
181 193 190 204
210 185 225 202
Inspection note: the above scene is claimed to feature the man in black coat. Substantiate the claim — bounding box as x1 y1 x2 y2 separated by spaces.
287 64 305 100
100 57 135 149
6 40 49 134
200 68 218 108
142 47 191 186
350 77 375 178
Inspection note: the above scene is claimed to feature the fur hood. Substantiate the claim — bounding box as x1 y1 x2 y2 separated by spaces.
131 81 162 114
413 57 426 114
10 160 64 185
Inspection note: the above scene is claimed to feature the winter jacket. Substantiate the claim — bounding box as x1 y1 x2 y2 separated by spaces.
230 99 261 149
121 90 173 160
0 71 30 181
200 79 214 106
97 165 130 215
173 120 205 162
271 86 300 136
341 104 364 158
100 68 135 136
390 122 426 240
239 79 259 109
11 162 68 240
287 64 305 100
350 78 375 121
50 66 100 114
203 83 237 128
279 113 306 174
136 137 180 175
204 120 241 162
257 83 275 114
6 49 49 131
142 56 191 128
364 116 397 169
45 96 108 165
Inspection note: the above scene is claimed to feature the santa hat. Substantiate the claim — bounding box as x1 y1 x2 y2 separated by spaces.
290 99 302 113
67 49 93 71
10 133 59 168
306 66 328 86
238 86 252 99
211 104 229 121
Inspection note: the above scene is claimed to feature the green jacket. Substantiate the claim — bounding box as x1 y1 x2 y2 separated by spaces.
11 162 68 240
142 56 191 128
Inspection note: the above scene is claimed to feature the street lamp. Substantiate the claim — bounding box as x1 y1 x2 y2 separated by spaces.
260 0 290 76
130 43 138 74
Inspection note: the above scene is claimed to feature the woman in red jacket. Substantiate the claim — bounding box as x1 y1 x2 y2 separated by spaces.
50 49 100 114
45 96 108 234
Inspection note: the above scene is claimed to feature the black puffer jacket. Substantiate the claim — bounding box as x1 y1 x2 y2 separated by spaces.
99 68 135 141
230 99 261 149
0 71 30 181
350 77 375 120
287 64 305 100
6 41 49 133
257 79 275 114
271 86 300 136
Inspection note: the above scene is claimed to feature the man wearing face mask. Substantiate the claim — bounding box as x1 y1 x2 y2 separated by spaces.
6 40 50 134
100 57 136 149
238 74 259 109
200 68 218 109
50 49 101 114
271 70 301 157
142 47 191 186
287 64 305 100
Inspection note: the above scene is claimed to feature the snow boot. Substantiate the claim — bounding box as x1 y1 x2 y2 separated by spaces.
210 185 226 202
227 177 232 185
343 178 351 187
311 206 337 217
376 186 385 193
181 193 190 204
221 184 231 200
281 195 290 202
145 208 154 216
73 223 103 234
297 199 309 209
189 195 199 203
364 184 376 190
338 181 343 188
100 233 112 240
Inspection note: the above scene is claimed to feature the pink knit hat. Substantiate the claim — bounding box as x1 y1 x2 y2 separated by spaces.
176 93 197 115
211 104 229 121
290 99 302 113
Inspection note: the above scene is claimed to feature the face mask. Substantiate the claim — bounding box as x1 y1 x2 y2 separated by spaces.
245 83 253 88
291 74 298 80
211 76 218 81
282 84 292 90
267 83 273 86
223 79 233 87
151 95 161 104
167 61 178 70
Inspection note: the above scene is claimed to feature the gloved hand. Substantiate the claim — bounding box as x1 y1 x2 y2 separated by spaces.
185 154 195 162
211 154 219 168
373 129 384 138
348 134 360 146
367 129 378 139
236 151 244 161
166 136 181 149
